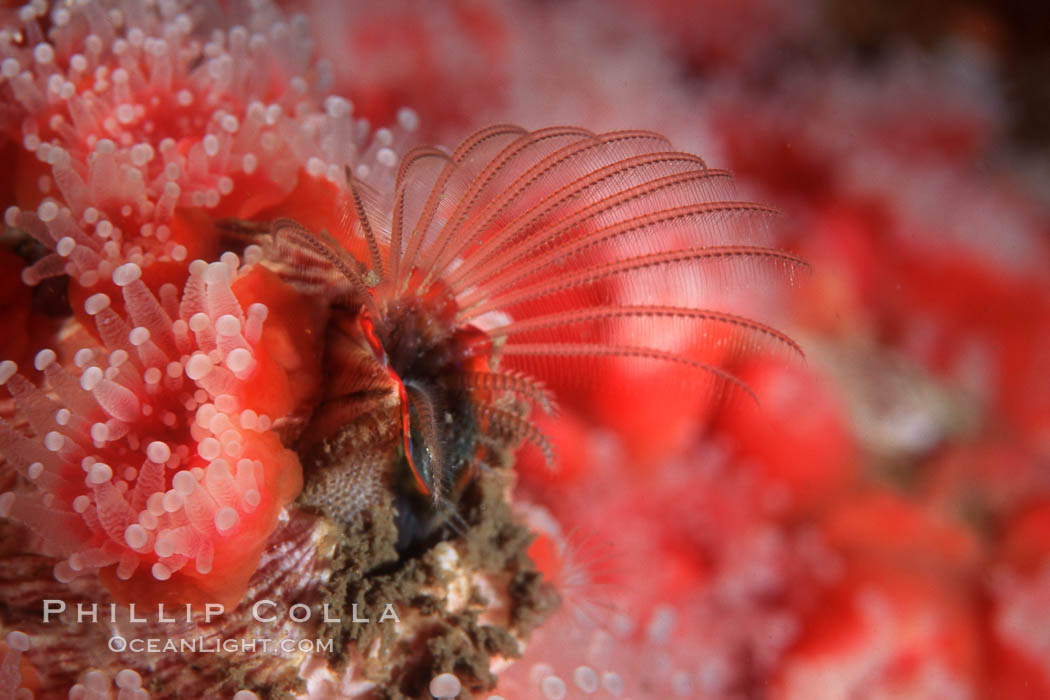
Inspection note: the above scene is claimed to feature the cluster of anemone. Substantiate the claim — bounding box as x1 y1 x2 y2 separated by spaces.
0 0 429 625
0 0 417 291
0 249 307 605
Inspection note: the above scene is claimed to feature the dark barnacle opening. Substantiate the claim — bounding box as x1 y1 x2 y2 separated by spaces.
288 245 512 558
376 299 494 553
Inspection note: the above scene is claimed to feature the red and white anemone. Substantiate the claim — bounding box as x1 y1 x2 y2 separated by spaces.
0 0 418 293
0 249 314 606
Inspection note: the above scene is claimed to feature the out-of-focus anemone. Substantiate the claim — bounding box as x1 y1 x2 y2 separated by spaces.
989 502 1050 698
0 249 317 607
500 442 843 699
301 0 508 135
773 492 983 699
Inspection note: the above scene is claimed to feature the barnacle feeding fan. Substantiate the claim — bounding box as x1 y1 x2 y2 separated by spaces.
0 1 804 697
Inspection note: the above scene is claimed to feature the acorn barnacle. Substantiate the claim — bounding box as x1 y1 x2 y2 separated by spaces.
268 124 805 546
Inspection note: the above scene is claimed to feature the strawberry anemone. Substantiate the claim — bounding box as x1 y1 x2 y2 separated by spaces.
0 0 418 312
0 248 319 607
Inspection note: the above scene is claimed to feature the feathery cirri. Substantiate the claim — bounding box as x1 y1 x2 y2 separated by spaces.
277 123 805 527
257 122 808 695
